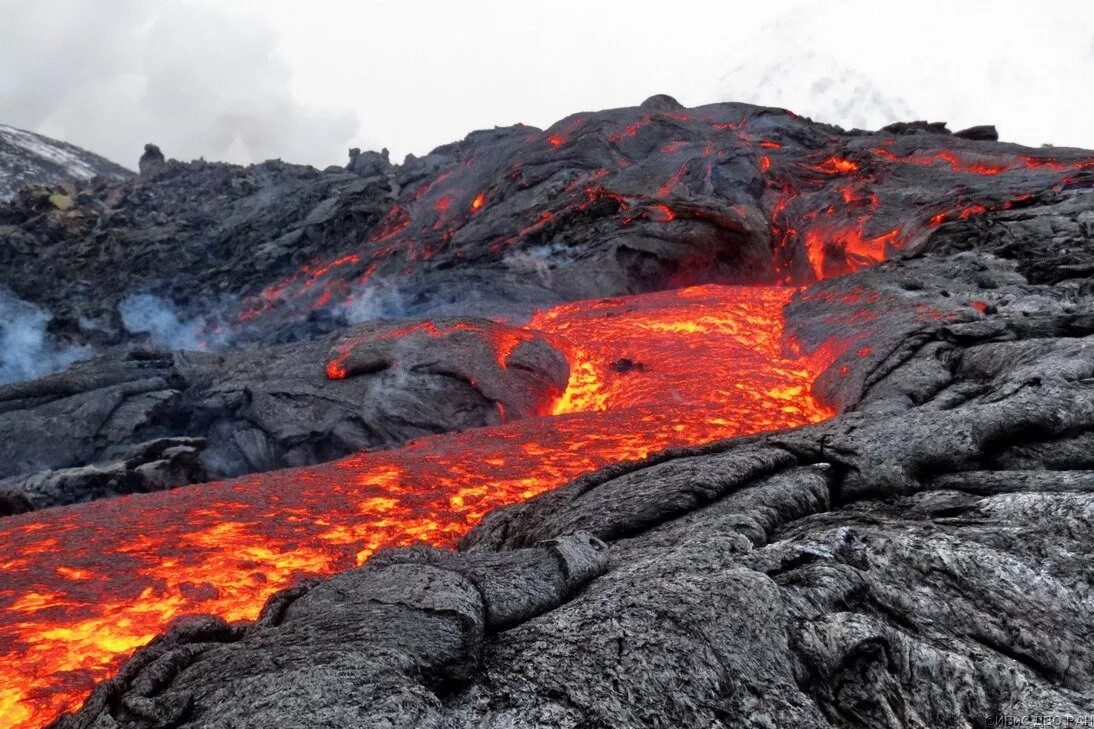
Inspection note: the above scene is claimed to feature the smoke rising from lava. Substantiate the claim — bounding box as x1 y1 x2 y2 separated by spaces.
0 0 361 168
0 288 93 385
335 280 409 326
117 294 229 351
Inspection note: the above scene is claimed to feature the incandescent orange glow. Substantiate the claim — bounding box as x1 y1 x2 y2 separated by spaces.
233 119 1094 325
811 156 859 174
0 285 839 728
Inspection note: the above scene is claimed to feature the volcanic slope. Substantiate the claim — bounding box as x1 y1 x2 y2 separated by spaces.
0 96 1090 728
1 96 1091 351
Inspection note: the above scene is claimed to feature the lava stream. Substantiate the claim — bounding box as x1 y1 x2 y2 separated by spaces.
0 285 839 728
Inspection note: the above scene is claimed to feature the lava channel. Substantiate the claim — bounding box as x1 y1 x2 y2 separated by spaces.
0 285 841 728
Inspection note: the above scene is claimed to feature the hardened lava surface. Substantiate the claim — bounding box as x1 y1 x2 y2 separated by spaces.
46 249 1094 729
0 284 837 728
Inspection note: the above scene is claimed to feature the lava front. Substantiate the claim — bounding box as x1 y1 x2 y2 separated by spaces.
0 285 838 728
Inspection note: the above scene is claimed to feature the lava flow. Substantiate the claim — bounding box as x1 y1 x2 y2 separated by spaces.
0 285 839 728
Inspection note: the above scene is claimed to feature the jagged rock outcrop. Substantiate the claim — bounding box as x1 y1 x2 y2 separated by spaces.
137 144 166 179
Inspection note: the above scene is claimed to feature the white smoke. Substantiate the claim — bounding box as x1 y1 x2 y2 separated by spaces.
504 243 573 287
0 288 94 385
721 54 918 132
118 294 227 351
336 280 408 325
0 0 361 168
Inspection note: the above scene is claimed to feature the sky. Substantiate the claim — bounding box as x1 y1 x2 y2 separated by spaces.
1 0 1091 170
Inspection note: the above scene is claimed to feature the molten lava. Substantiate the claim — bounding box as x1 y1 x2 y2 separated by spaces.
0 285 838 728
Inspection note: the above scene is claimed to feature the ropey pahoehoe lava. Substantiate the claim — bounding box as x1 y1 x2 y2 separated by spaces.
0 96 1092 729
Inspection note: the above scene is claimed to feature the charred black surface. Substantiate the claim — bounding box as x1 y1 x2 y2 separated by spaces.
3 98 1090 352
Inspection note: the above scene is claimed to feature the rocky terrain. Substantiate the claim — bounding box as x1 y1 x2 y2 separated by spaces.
0 123 131 201
0 97 1091 728
2 96 1091 514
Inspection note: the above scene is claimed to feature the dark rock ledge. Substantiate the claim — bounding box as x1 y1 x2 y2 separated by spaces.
0 320 567 514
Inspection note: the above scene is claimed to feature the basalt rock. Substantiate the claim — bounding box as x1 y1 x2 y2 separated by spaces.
54 533 608 729
0 437 206 516
137 144 166 179
2 99 1090 357
0 319 567 512
0 154 397 351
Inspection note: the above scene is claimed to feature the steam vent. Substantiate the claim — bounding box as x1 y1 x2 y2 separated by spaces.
2 97 1093 728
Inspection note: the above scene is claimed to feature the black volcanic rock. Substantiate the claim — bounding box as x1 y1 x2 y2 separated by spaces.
56 532 609 729
924 187 1094 287
4 99 1091 510
955 124 999 141
346 146 392 177
0 156 396 351
2 100 1090 359
0 318 567 513
0 123 132 201
879 119 950 135
137 143 166 178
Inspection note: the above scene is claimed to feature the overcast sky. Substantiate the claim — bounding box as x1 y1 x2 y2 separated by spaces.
2 0 1091 170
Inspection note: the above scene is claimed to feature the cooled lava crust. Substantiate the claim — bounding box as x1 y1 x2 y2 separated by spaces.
0 96 1091 728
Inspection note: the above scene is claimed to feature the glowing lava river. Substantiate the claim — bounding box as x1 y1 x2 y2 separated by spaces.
0 284 842 728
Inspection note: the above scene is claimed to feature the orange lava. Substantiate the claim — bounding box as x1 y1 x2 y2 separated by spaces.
0 285 838 728
811 156 860 174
